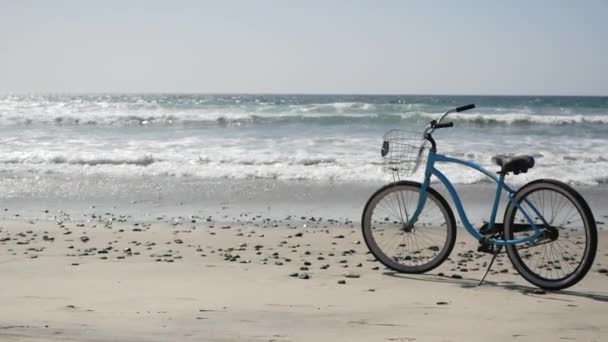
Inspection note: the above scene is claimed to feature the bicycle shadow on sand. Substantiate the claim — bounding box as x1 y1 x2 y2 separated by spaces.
383 272 608 303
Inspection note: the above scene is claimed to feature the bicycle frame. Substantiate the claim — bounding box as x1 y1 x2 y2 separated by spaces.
408 150 546 246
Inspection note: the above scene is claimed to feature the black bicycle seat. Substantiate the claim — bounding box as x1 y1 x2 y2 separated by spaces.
491 155 535 175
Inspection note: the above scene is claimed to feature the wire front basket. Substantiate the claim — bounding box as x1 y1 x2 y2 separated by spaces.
381 129 426 177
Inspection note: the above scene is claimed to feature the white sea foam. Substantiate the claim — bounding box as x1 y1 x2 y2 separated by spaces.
0 134 606 186
0 94 606 191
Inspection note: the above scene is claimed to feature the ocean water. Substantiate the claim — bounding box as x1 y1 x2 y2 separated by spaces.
0 94 607 202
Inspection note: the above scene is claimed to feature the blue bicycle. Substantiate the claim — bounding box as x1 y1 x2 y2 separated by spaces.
362 104 597 290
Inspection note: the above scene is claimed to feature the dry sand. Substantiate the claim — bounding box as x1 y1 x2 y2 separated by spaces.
0 214 607 342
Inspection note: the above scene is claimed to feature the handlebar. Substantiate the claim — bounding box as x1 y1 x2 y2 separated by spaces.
433 122 454 129
456 104 475 112
433 103 475 128
423 104 476 149
432 103 475 127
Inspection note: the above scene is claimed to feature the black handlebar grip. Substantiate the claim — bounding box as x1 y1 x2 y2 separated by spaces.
434 122 454 129
455 104 475 112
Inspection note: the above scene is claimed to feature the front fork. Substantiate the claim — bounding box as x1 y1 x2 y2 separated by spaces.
405 174 431 228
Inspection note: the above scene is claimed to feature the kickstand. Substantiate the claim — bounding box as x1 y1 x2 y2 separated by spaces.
478 248 500 287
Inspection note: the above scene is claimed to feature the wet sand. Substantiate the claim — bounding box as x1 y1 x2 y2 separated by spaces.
1 210 607 342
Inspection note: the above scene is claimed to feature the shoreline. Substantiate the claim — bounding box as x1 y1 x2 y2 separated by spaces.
2 178 607 226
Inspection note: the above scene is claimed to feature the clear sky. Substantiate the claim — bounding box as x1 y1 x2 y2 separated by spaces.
1 0 607 95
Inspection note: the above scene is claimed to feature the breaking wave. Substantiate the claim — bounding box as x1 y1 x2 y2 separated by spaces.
1 112 608 128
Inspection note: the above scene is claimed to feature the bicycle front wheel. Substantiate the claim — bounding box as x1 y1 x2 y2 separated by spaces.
361 181 456 273
504 179 597 290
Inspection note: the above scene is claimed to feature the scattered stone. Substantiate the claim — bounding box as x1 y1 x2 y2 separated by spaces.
298 273 310 280
450 274 462 279
436 301 449 305
337 280 346 284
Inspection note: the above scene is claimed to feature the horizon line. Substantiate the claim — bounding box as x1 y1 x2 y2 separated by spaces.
1 91 607 97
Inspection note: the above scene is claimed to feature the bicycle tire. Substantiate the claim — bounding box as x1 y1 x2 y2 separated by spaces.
504 179 597 290
361 181 457 273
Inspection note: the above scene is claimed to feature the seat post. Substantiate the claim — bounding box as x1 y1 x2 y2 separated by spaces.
488 174 505 230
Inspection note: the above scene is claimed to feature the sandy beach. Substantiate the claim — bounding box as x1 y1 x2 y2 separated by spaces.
1 185 607 342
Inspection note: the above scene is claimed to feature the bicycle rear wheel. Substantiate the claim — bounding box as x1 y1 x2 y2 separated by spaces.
361 181 456 273
504 179 597 290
